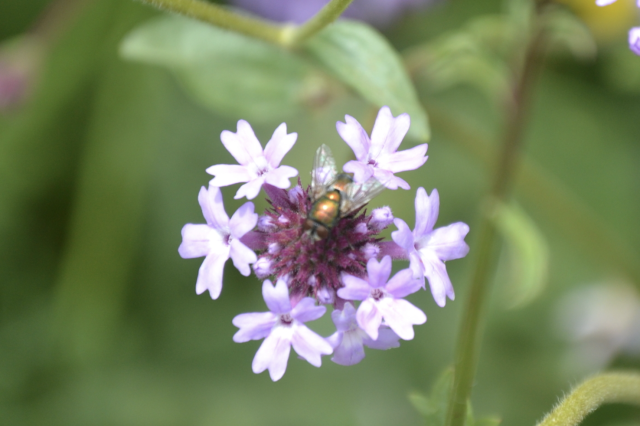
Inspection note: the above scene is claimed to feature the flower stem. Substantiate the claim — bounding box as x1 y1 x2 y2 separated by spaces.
444 7 548 426
133 0 353 47
537 373 640 426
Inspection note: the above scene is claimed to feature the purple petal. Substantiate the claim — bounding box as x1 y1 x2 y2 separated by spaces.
378 241 408 260
229 239 257 276
369 107 410 158
413 187 438 238
420 253 454 307
373 169 410 190
376 298 426 340
391 218 415 253
380 144 428 173
206 164 252 187
356 299 382 340
230 202 258 238
337 273 371 301
408 252 426 283
263 279 292 314
331 330 366 365
343 160 374 184
252 327 292 381
234 177 265 200
198 186 229 230
220 120 264 166
326 331 342 350
232 312 278 342
363 326 401 350
385 268 423 298
367 256 392 288
264 165 298 189
629 27 640 56
426 222 470 261
195 249 230 299
291 297 326 323
291 325 333 367
595 0 617 5
178 224 215 258
336 114 370 160
264 122 297 167
331 302 358 332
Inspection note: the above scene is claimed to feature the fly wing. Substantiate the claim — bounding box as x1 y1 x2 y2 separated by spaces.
311 144 337 200
341 177 386 215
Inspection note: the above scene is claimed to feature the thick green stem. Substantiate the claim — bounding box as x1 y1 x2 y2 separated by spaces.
444 14 547 426
134 0 353 47
537 373 640 426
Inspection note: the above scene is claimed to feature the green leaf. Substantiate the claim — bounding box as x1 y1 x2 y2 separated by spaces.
491 201 550 309
408 391 435 417
304 20 429 141
120 15 321 121
475 417 502 426
541 8 596 60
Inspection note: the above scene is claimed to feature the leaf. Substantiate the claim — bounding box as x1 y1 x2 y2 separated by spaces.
491 201 550 309
120 15 321 121
475 417 502 426
542 8 597 60
408 391 435 417
304 20 429 142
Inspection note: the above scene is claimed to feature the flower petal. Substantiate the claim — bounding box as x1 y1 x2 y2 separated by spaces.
195 248 230 299
595 0 617 5
230 201 258 238
232 312 278 342
373 169 410 190
264 122 297 168
379 144 428 173
336 114 370 160
252 326 292 381
413 187 438 238
264 165 298 189
263 279 291 314
220 119 264 166
343 160 374 184
391 218 415 253
331 302 358 333
363 326 401 350
291 297 326 323
291 324 333 367
356 299 382 340
376 298 426 340
234 176 265 200
385 268 423 298
420 252 455 307
178 224 216 259
367 256 392 288
427 222 470 261
229 238 257 276
369 107 410 158
206 164 252 187
331 330 366 365
198 186 230 230
338 273 371 301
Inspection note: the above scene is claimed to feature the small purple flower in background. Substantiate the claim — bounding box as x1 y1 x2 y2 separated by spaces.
596 0 640 56
326 302 400 365
231 0 435 29
207 120 298 200
232 279 333 381
179 106 469 378
391 188 469 307
338 256 426 340
178 185 258 299
339 106 428 190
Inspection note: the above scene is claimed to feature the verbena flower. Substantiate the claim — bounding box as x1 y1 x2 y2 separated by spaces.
232 279 332 381
178 185 258 299
207 120 298 200
339 106 428 190
338 256 426 340
180 106 470 380
326 302 400 366
391 188 470 307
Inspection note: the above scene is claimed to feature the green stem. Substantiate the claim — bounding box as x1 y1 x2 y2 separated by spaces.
537 373 640 426
444 13 547 426
134 0 353 47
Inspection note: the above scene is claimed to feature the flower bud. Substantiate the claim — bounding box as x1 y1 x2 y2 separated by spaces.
268 242 281 254
288 186 304 203
253 257 273 279
258 216 276 232
316 286 335 305
354 222 368 234
369 206 394 230
361 243 380 260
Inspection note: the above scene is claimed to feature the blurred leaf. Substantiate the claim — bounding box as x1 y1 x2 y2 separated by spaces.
305 20 430 141
120 15 323 121
542 7 597 60
475 417 502 426
491 201 550 309
408 391 435 417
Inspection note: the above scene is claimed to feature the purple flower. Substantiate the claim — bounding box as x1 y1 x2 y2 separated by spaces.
231 0 434 29
391 188 469 307
207 120 298 200
339 106 428 190
326 302 400 365
629 27 640 56
178 185 258 299
232 279 333 381
338 256 426 340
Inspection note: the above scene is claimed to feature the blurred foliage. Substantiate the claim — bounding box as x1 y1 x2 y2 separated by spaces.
1 0 640 425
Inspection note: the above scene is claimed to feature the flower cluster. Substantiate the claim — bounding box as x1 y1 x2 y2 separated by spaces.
596 0 640 55
179 106 470 381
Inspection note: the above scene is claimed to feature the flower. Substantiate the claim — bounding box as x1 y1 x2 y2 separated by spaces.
231 0 435 28
339 106 428 190
391 188 469 307
629 27 640 56
232 279 333 381
326 302 400 365
206 120 298 200
338 256 426 340
595 0 640 6
178 185 258 299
